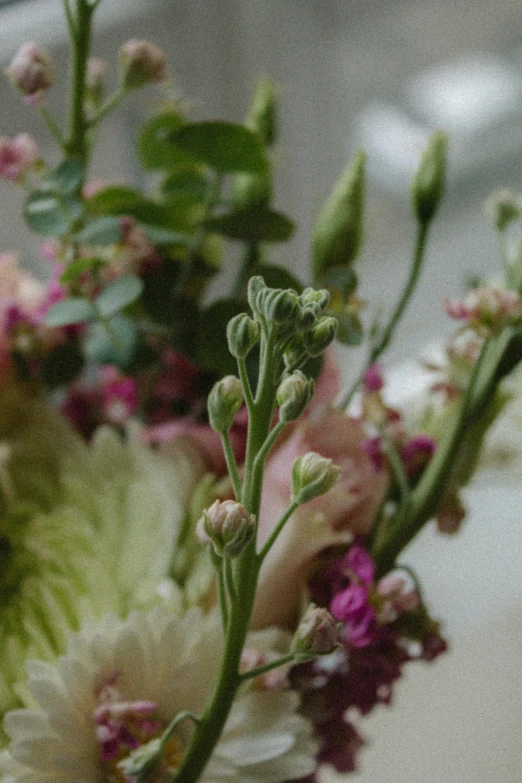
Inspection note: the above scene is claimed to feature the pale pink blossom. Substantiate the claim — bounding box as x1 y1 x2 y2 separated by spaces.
252 407 389 629
118 39 167 90
7 42 53 102
0 134 38 181
0 252 44 324
444 286 522 337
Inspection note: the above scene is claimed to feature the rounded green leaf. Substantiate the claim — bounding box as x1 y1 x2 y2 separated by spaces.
95 275 144 318
49 159 84 194
24 191 83 237
85 314 138 366
138 112 193 171
59 257 105 284
171 122 268 173
139 223 192 246
44 297 96 327
86 186 146 216
255 263 303 292
205 206 294 243
75 216 123 245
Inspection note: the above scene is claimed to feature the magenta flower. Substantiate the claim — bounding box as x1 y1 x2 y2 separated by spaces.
363 362 384 392
346 544 376 585
330 583 376 648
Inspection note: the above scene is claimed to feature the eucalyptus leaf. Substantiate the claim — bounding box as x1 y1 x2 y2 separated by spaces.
95 275 144 318
24 191 83 237
171 122 268 174
86 186 146 216
59 257 105 284
205 206 294 243
75 216 123 245
44 297 96 327
162 169 210 201
139 224 193 246
48 159 84 194
85 314 138 366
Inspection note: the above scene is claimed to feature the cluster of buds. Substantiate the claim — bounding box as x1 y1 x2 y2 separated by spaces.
197 499 255 558
444 286 522 338
7 42 53 104
329 545 419 647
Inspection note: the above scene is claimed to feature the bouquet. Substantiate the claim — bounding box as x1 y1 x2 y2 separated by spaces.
0 2 521 781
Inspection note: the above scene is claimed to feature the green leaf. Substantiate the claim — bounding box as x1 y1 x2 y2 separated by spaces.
41 342 84 388
139 223 193 246
162 169 210 201
85 314 138 366
75 216 123 245
86 186 146 216
319 266 358 298
24 191 83 237
44 297 96 327
205 206 294 243
59 257 105 284
196 298 246 375
138 112 193 171
334 312 363 346
95 275 144 318
48 159 84 194
171 122 268 174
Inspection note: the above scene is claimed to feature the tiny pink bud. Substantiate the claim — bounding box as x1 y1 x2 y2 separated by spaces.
118 39 167 90
7 42 53 100
197 499 255 557
0 134 38 181
291 604 340 661
363 362 384 392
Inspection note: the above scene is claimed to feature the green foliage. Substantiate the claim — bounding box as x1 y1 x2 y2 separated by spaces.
24 191 83 238
170 121 268 174
75 216 123 245
44 297 96 327
205 206 294 243
84 314 138 366
41 342 84 388
94 275 143 318
138 112 191 171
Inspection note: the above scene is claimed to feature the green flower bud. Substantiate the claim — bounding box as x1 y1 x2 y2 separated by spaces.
485 188 522 232
262 288 300 324
246 76 278 148
291 451 341 504
231 171 272 211
276 370 315 423
227 313 260 359
303 315 338 356
300 287 330 312
197 499 255 557
207 375 243 434
411 131 448 225
283 333 306 370
247 275 266 315
291 604 340 662
118 737 163 783
296 305 317 332
312 149 365 281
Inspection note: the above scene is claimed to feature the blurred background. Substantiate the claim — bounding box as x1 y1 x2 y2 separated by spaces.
0 1 521 781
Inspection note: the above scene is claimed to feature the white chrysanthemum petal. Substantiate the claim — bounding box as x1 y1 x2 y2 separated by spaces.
3 607 317 783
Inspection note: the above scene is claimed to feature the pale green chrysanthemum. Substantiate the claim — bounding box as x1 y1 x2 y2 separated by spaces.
0 395 207 736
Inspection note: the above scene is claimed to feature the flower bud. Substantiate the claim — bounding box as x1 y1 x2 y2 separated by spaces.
276 370 314 423
86 58 107 109
118 39 167 90
485 188 522 232
118 737 163 783
262 288 299 324
207 375 243 434
303 315 338 356
411 131 448 225
197 499 255 557
312 149 365 281
7 42 53 103
300 287 330 312
247 76 278 148
227 312 260 359
291 451 341 504
291 604 340 662
247 275 266 315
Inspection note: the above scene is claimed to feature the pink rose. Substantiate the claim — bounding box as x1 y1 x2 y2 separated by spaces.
252 406 389 629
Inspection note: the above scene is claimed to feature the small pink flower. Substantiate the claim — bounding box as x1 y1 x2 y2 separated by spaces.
346 544 375 585
444 287 522 337
99 366 138 424
0 134 38 181
363 362 384 392
400 433 436 478
330 584 376 648
7 42 53 101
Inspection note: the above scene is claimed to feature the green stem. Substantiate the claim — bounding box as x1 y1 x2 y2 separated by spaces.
62 0 76 34
258 499 299 562
221 432 242 501
338 220 430 410
238 357 254 412
238 653 295 683
88 85 127 127
38 106 67 149
64 0 95 171
224 558 237 603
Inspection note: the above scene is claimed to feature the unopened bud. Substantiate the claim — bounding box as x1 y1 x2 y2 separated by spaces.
312 149 365 281
300 287 330 312
277 370 314 423
227 313 260 359
118 737 162 783
247 76 278 148
291 604 340 662
485 188 522 232
291 451 341 504
262 288 299 324
86 58 107 109
303 315 337 356
7 42 53 102
207 375 243 434
118 39 167 90
197 499 255 557
411 131 448 225
247 275 266 315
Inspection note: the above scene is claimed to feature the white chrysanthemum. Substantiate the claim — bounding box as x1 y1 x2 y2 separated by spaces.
1 607 317 783
0 408 207 725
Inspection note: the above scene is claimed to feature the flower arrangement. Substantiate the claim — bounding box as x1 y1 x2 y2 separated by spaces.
0 1 521 781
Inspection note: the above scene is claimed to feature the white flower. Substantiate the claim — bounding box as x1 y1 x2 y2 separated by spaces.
1 607 317 783
0 404 207 727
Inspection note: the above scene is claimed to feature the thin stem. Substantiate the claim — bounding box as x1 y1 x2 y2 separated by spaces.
221 432 242 501
62 0 76 34
238 357 255 412
380 428 410 511
38 106 67 149
88 85 127 127
238 653 295 683
224 558 237 604
338 220 430 410
213 552 228 630
65 0 95 170
258 499 299 562
252 419 285 476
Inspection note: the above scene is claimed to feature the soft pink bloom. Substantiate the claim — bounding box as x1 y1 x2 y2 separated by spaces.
118 39 167 90
363 362 384 392
99 366 138 424
252 407 389 629
400 433 436 478
0 134 38 181
444 286 522 337
346 544 375 585
330 583 376 648
7 42 53 101
0 252 44 333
